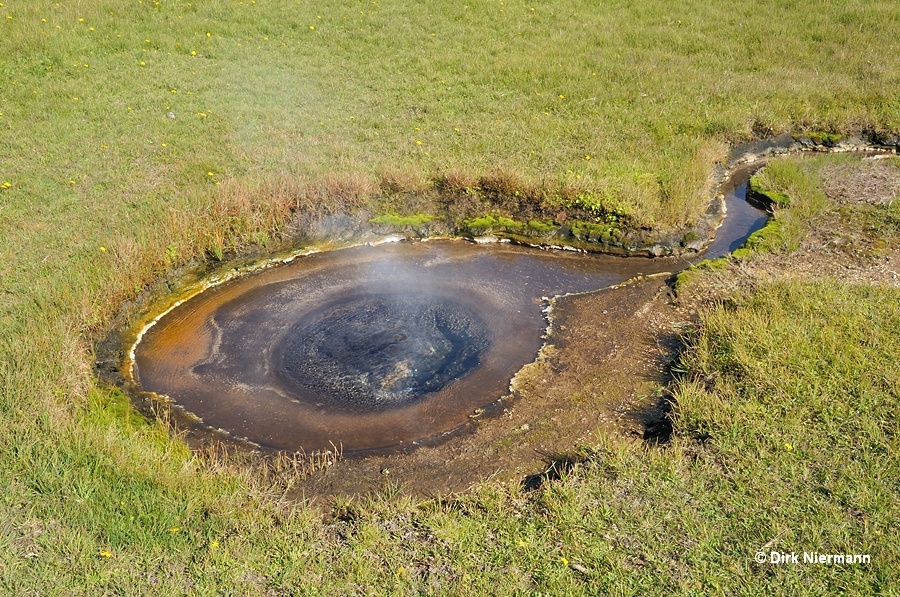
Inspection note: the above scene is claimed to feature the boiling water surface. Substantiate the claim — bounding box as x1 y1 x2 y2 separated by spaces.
133 192 767 454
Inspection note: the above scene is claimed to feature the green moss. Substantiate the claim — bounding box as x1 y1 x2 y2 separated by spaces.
465 214 518 230
682 231 701 243
369 213 435 227
677 213 786 293
570 220 619 244
674 256 730 293
748 175 791 207
730 219 785 259
807 131 844 146
524 219 557 234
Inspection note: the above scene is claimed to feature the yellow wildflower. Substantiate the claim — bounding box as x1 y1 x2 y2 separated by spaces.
99 551 112 558
100 246 106 252
560 556 569 566
1 182 11 189
207 172 214 177
169 526 180 533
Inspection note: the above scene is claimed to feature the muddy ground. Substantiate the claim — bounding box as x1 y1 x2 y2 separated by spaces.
285 153 900 501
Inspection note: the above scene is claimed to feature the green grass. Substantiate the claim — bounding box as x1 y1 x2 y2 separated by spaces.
666 280 899 594
2 0 900 234
2 0 900 593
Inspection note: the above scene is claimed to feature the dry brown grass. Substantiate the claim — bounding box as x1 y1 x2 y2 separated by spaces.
193 440 345 494
434 168 479 196
378 167 432 196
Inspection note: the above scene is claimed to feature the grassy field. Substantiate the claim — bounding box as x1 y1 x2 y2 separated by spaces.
2 0 899 594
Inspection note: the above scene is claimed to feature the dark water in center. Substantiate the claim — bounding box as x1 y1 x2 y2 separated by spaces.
276 294 489 410
133 187 767 453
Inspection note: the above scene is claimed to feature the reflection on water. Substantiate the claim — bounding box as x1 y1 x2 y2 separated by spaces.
133 191 767 453
704 174 769 258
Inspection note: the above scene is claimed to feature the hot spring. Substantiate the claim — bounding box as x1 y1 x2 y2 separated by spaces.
128 180 767 454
